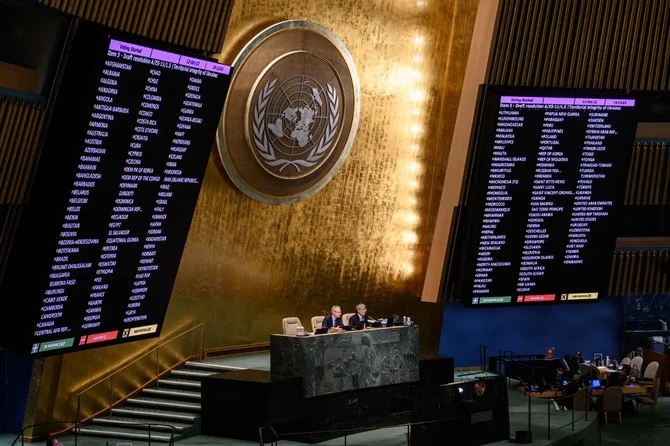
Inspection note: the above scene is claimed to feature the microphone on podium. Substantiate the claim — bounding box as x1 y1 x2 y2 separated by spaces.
366 315 383 328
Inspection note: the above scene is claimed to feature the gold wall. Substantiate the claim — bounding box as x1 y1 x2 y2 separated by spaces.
24 0 482 433
167 0 480 349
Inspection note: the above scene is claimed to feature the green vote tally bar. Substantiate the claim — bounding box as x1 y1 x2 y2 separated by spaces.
473 296 512 305
38 337 75 352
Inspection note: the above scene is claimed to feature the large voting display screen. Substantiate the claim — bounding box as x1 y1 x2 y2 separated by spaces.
449 86 640 307
1 21 232 356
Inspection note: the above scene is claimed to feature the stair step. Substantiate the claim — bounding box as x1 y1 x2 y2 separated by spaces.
127 397 201 411
185 360 246 372
112 407 198 422
158 378 201 389
77 426 174 442
143 387 201 400
90 415 194 433
170 369 218 379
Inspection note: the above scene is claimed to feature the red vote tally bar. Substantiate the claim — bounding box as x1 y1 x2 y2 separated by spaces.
520 294 556 303
80 330 119 345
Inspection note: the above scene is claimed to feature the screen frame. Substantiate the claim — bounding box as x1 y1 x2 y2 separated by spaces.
443 84 642 308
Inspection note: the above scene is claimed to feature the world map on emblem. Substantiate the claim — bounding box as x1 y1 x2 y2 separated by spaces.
217 20 360 204
252 73 340 178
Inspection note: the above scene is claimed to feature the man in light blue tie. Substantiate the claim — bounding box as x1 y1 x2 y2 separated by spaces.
323 305 343 329
348 303 369 329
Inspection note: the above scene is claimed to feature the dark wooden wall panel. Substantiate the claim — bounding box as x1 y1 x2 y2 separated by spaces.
0 99 45 204
37 0 235 54
624 142 670 206
489 0 670 89
610 250 670 296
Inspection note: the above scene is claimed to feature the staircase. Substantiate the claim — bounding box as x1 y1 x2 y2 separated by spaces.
77 360 242 443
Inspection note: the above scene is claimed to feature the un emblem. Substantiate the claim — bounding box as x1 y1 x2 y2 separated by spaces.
217 21 360 204
253 75 339 178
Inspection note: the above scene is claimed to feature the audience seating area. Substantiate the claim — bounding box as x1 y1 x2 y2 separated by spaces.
507 348 666 429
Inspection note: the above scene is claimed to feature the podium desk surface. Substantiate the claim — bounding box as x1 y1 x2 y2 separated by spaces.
270 325 419 398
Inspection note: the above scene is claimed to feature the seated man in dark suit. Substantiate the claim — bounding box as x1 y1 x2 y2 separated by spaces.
323 305 344 329
606 364 631 387
348 303 370 328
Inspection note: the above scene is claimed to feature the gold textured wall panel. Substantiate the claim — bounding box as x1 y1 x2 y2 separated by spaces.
37 0 234 53
26 0 481 433
165 0 480 351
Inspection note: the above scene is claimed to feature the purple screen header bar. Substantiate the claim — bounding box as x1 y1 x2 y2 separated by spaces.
575 98 605 106
500 95 635 107
109 39 231 75
500 96 543 104
109 40 151 57
543 97 574 105
152 48 179 64
605 99 636 106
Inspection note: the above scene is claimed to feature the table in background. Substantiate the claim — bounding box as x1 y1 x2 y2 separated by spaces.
590 384 651 396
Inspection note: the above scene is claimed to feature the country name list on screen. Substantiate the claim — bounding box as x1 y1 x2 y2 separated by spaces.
467 93 637 306
27 35 231 355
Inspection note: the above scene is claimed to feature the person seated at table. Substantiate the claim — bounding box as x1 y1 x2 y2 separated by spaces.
606 364 631 387
348 303 370 328
323 305 344 329
560 371 582 410
564 352 583 371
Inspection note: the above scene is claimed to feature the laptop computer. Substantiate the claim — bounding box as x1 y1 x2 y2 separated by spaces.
378 316 395 327
590 379 602 388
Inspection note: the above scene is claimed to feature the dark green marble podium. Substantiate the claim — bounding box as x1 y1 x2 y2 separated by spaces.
270 325 419 397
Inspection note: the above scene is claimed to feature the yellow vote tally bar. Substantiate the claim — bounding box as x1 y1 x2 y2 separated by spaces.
565 292 598 301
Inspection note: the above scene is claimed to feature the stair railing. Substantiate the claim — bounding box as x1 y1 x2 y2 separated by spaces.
12 420 179 446
12 420 81 446
75 322 205 429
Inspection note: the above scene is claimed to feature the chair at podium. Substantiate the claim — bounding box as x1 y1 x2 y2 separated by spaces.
310 315 324 331
281 317 302 335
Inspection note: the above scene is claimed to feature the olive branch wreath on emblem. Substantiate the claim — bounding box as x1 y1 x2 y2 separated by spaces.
252 78 339 173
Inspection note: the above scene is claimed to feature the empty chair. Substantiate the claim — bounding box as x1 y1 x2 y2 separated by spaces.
630 355 643 373
621 357 631 365
635 378 660 415
259 426 279 445
282 317 303 335
342 313 355 326
602 386 623 424
642 361 659 380
311 315 325 331
572 388 589 412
